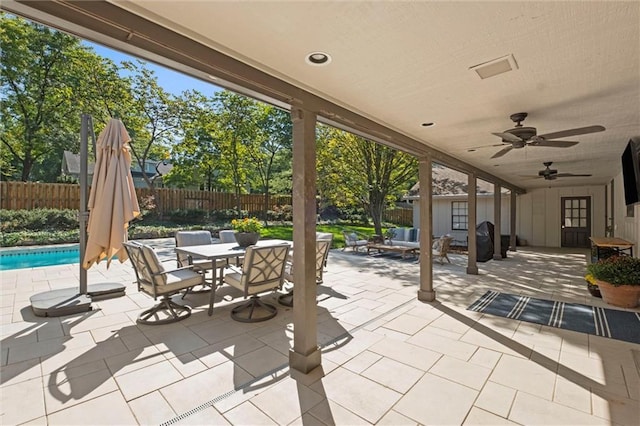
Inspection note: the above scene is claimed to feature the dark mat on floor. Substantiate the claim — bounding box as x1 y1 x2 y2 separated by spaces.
468 290 640 344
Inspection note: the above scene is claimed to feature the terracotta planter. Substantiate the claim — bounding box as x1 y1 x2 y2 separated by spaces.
595 279 640 308
234 232 260 248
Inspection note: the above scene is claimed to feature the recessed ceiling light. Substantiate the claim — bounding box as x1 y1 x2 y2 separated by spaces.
421 122 435 127
306 52 331 66
467 149 477 152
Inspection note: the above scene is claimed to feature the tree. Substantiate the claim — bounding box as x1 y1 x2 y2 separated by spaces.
246 104 292 223
0 14 130 182
1 14 85 181
213 91 260 212
165 91 227 191
118 60 181 214
317 126 417 234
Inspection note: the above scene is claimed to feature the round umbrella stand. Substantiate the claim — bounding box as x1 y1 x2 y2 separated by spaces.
30 283 126 317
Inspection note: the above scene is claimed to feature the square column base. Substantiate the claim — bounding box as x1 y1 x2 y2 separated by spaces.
417 290 436 302
493 254 503 260
466 266 479 275
289 346 321 374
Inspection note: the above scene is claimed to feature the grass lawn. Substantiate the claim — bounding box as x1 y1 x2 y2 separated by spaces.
261 223 378 249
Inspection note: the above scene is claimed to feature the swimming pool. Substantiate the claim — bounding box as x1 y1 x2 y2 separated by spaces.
0 245 80 271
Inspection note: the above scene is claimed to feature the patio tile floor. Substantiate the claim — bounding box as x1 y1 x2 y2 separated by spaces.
1 241 639 425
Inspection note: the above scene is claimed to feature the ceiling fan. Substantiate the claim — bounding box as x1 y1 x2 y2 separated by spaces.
486 112 605 159
535 162 592 180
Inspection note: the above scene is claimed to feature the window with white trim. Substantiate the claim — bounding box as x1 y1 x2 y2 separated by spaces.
452 201 468 230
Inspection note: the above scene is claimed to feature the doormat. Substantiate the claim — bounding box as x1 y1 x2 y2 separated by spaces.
468 290 640 344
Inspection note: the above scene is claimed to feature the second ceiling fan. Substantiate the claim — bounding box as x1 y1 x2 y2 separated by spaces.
488 112 605 159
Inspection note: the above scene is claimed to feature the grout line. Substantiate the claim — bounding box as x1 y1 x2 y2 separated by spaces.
160 296 417 425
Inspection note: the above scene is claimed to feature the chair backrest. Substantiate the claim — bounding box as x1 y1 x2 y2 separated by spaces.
286 239 331 283
124 241 167 289
315 239 331 282
342 230 358 244
240 244 289 296
175 230 212 266
218 229 237 243
316 232 333 265
434 236 453 255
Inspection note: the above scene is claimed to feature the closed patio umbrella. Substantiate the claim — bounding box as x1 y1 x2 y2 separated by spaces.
83 118 140 269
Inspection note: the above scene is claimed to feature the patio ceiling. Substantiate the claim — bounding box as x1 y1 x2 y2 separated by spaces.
4 1 639 191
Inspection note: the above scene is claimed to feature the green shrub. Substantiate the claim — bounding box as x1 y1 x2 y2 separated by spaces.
0 209 78 232
587 255 640 286
168 209 208 224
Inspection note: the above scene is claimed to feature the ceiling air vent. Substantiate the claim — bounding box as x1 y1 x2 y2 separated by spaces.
469 54 518 79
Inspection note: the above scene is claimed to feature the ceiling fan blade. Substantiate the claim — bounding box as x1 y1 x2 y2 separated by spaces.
491 146 513 158
555 173 592 178
467 143 505 150
492 132 523 143
537 125 605 140
533 140 579 148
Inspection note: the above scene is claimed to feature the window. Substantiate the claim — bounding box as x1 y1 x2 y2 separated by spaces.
452 201 468 230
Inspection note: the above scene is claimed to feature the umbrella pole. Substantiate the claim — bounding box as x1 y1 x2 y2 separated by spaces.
79 113 90 294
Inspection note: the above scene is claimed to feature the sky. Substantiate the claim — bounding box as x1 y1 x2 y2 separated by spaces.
87 42 222 97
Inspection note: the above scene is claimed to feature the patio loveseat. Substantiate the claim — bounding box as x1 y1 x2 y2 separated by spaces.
386 227 421 248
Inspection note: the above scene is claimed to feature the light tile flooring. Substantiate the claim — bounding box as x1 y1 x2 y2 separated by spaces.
1 241 639 425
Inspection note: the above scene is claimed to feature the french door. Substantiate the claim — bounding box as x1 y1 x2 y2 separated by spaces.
561 197 591 248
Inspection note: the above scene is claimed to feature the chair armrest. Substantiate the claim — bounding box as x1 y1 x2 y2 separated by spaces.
152 264 197 278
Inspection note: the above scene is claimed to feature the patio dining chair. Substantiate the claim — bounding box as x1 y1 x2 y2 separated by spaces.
175 230 227 291
278 239 331 307
124 241 205 325
218 229 244 266
221 243 290 322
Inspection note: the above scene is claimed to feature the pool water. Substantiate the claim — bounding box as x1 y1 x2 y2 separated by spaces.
0 245 80 271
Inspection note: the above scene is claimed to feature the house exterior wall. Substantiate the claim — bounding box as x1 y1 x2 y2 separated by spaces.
412 194 510 244
517 185 605 247
410 183 631 249
613 170 640 250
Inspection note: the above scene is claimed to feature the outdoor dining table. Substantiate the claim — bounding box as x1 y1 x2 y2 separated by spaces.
174 239 292 315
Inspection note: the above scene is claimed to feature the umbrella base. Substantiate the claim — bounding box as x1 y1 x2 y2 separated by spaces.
30 283 126 317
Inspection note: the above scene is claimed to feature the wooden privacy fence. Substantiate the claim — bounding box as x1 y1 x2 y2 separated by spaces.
0 182 292 215
383 208 413 226
0 181 414 225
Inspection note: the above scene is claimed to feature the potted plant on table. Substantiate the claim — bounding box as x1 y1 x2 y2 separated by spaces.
586 255 640 308
231 217 263 247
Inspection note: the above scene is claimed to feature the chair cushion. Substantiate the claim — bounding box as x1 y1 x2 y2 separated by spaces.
140 245 167 285
218 230 237 243
140 268 203 295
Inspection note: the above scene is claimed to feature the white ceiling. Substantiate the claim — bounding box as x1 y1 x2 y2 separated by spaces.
8 1 640 191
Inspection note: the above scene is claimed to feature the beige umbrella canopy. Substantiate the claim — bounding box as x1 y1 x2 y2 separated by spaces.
83 118 140 269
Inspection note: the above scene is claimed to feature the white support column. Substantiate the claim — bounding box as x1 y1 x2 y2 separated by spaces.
510 191 517 252
289 107 321 374
418 155 435 301
467 172 478 275
493 183 502 260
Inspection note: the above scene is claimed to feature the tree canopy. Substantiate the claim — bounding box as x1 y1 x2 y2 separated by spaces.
1 14 419 226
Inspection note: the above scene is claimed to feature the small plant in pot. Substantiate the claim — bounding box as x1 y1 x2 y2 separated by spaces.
586 255 640 308
231 217 263 247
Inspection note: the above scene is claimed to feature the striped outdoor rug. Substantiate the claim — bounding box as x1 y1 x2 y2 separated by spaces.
468 290 640 344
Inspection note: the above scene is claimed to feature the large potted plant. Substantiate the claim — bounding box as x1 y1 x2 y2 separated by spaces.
586 255 640 308
231 217 262 247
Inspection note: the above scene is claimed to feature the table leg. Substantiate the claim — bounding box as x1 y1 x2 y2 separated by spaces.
208 259 218 316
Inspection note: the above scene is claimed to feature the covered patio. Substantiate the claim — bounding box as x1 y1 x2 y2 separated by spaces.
1 1 639 424
1 242 638 424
